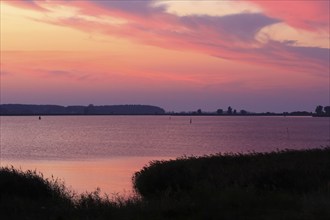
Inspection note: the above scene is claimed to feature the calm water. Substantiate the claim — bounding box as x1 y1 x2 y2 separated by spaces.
1 116 329 194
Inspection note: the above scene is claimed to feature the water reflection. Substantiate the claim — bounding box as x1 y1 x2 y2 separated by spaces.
1 157 172 195
1 116 329 194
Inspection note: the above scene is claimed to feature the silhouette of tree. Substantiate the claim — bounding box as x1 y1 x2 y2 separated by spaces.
240 109 247 115
315 105 324 116
233 109 237 114
197 109 202 114
217 109 223 115
227 106 232 115
324 106 330 116
84 104 95 115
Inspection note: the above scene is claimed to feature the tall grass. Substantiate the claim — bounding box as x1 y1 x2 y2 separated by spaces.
1 147 330 219
132 147 330 219
133 147 330 198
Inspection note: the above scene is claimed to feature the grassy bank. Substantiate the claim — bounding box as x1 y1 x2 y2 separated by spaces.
1 147 330 219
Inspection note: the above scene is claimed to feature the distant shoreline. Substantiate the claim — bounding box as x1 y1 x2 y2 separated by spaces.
0 113 323 117
1 104 329 117
0 104 166 116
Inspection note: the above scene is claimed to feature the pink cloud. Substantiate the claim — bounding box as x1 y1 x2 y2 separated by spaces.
247 0 329 32
2 0 48 12
3 0 329 76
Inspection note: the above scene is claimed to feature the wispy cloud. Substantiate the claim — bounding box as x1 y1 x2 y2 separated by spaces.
41 69 97 82
47 70 71 76
3 0 329 75
248 0 329 32
3 0 48 12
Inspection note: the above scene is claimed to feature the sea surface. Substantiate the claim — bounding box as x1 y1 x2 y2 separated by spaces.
1 116 329 194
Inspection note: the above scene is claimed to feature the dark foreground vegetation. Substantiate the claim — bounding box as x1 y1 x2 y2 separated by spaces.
1 147 330 220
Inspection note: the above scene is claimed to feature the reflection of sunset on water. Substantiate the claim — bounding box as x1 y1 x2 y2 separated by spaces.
1 157 172 195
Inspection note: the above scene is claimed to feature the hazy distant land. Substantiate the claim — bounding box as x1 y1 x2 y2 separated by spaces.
0 104 329 116
0 104 165 115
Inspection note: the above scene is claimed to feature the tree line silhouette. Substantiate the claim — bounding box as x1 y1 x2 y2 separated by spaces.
0 104 328 116
0 104 165 115
171 105 330 117
314 105 330 117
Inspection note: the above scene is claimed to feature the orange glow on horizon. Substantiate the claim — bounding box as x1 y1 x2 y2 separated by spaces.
1 0 329 112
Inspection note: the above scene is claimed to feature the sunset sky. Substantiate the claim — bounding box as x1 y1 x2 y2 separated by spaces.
1 0 329 112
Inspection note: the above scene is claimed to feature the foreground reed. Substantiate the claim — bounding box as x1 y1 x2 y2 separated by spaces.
1 147 330 220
